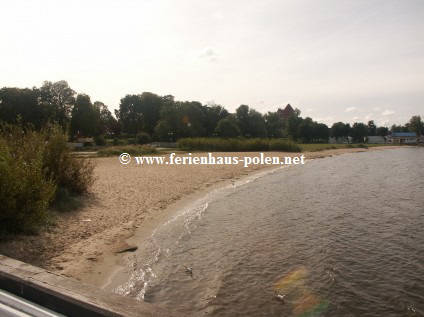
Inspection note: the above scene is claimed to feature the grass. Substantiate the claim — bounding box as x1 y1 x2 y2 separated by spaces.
97 145 158 157
177 138 302 152
300 143 391 152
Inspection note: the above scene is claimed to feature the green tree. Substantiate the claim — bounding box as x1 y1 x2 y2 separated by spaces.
407 115 423 137
331 122 351 143
38 80 76 129
118 92 163 135
350 122 368 143
203 104 229 137
287 113 303 141
298 117 315 142
118 94 143 134
94 101 118 135
215 116 241 138
391 124 408 133
367 120 377 136
70 94 100 137
235 105 266 138
264 111 283 138
0 87 44 129
315 123 330 142
235 104 250 137
154 120 173 141
376 126 389 136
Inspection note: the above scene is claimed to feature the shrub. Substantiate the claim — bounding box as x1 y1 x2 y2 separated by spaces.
177 138 302 152
136 132 151 145
269 139 302 152
356 144 368 148
0 126 55 233
95 135 106 146
97 145 157 157
43 125 94 194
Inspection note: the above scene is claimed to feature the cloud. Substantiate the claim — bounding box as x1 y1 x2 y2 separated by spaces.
364 113 372 121
316 116 334 125
198 47 219 63
345 107 363 113
382 110 395 116
373 107 381 111
305 107 315 113
353 116 359 121
378 119 391 127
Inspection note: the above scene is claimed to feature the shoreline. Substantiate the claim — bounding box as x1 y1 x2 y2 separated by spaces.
0 146 402 291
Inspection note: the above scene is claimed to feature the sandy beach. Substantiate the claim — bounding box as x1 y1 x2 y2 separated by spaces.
0 146 401 288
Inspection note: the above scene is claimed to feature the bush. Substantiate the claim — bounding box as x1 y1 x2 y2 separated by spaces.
136 132 151 145
43 125 94 194
269 139 302 152
97 145 157 157
177 138 302 152
95 135 106 146
0 127 55 233
0 123 95 233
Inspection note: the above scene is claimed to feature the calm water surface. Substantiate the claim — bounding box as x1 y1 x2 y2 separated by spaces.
115 148 424 316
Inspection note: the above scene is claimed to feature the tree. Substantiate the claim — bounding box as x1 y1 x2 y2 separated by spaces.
407 115 423 137
391 124 408 133
315 123 330 142
118 92 164 135
94 101 118 135
287 113 303 141
70 94 100 137
234 105 266 138
118 94 144 134
215 116 241 138
38 80 76 129
177 101 206 137
264 111 283 138
248 109 267 138
331 122 351 143
235 104 250 137
367 120 377 136
350 122 368 143
154 120 173 141
0 87 44 129
376 126 389 137
203 104 229 137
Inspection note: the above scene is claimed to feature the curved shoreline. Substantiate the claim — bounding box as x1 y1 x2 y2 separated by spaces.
0 146 401 290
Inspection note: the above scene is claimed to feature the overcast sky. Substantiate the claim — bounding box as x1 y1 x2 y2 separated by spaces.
1 0 423 127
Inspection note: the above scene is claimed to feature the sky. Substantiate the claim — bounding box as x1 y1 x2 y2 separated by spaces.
1 0 423 127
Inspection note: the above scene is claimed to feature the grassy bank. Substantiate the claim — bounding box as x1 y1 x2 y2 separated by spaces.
177 138 302 152
96 145 158 157
299 143 391 152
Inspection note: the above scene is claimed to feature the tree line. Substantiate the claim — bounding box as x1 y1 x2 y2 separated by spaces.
1 80 422 143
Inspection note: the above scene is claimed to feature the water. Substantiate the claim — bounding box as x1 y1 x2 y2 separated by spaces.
115 148 424 316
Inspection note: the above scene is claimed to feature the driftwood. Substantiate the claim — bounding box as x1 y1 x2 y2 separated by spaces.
116 246 138 254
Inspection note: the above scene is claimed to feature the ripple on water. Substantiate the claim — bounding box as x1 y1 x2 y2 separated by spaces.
115 148 424 316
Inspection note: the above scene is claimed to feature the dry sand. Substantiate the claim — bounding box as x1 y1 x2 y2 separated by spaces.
0 146 400 287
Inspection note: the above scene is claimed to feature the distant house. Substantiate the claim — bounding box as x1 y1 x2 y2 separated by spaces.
367 136 386 144
387 132 417 144
277 104 295 119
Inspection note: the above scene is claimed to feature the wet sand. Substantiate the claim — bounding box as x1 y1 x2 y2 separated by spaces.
0 146 400 288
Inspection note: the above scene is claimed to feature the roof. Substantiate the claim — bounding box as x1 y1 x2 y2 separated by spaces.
392 132 417 137
277 104 295 119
